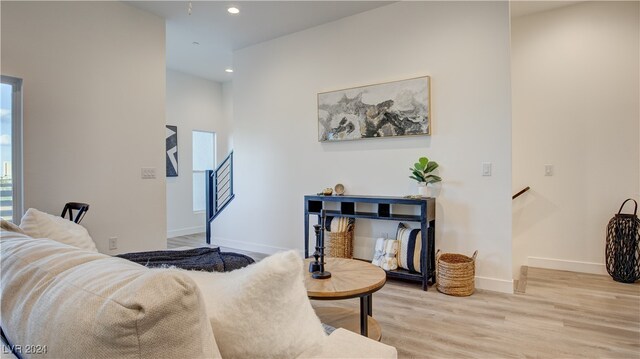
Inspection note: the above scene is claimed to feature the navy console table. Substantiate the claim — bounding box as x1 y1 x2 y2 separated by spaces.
304 195 436 291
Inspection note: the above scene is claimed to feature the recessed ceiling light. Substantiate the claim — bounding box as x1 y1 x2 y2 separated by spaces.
225 68 234 73
227 7 239 14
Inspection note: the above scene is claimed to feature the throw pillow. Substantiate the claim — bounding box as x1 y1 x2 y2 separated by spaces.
324 216 355 232
396 223 423 273
19 208 98 252
183 250 327 359
1 218 25 234
1 232 222 358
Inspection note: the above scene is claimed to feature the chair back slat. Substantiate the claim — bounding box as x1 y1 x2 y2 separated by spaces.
61 202 90 224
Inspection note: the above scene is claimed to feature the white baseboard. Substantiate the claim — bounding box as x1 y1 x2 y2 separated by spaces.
474 276 514 294
528 256 606 275
213 236 302 256
167 226 204 238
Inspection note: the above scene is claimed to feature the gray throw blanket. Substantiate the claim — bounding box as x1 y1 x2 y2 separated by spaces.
117 247 255 272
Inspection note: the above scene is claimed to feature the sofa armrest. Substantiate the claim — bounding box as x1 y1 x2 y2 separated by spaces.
297 328 397 359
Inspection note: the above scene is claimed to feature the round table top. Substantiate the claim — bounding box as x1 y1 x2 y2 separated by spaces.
304 257 386 299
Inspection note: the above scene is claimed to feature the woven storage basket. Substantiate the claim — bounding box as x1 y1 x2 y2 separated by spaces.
326 228 354 259
436 250 477 296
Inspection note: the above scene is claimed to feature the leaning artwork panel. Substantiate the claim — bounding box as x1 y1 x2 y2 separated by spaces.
318 76 430 142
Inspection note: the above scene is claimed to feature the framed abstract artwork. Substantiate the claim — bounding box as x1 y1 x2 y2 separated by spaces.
166 125 178 177
318 76 430 142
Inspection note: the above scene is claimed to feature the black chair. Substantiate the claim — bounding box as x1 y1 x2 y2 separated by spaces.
61 202 89 224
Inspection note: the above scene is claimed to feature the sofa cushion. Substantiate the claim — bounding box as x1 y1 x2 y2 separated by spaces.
298 328 397 359
184 250 327 359
0 231 222 359
19 208 98 252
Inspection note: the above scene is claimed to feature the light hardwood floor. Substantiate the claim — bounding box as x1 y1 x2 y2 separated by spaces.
168 234 640 358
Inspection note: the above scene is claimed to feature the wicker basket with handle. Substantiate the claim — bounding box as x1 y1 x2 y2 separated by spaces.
436 250 477 296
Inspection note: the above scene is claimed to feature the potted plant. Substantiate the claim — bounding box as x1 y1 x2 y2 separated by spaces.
409 157 441 197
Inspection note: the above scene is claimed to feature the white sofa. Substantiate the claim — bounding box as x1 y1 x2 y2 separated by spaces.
0 230 397 359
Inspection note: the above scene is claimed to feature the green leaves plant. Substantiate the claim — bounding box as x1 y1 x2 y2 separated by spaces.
409 156 442 184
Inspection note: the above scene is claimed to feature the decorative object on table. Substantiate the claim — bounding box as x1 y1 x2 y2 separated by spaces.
309 211 331 279
334 183 345 195
318 76 430 142
436 250 477 297
322 187 333 196
409 156 441 197
309 225 322 273
605 199 640 283
324 216 355 259
371 238 398 271
166 125 178 177
396 223 423 273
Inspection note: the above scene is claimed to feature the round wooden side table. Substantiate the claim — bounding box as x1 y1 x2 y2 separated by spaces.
304 257 386 341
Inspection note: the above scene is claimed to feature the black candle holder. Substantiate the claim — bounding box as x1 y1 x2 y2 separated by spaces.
310 210 331 279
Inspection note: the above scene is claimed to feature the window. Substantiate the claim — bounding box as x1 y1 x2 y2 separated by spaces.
192 131 215 212
0 76 23 223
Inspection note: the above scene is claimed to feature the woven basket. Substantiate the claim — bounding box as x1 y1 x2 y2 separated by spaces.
436 250 477 296
326 229 354 259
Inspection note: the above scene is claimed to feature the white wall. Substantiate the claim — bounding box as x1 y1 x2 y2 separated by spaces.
213 1 514 292
1 1 167 254
166 70 227 237
512 1 640 277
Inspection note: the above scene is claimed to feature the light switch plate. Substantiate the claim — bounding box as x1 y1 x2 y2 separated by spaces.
141 167 156 179
482 162 492 176
545 164 554 176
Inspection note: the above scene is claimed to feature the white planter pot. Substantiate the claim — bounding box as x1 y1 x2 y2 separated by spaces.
417 182 429 197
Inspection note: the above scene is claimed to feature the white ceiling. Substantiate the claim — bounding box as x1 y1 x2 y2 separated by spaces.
128 1 393 82
510 1 582 19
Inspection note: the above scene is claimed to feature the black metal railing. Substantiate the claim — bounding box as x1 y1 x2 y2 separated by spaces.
205 151 235 244
512 186 530 200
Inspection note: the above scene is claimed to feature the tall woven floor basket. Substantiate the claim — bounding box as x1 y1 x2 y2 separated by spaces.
436 250 477 296
606 199 640 283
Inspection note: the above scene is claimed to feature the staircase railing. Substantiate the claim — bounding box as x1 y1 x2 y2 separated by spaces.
206 151 235 244
512 186 530 200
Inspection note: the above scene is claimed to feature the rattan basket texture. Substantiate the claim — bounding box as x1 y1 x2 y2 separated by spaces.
436 250 477 296
326 225 354 259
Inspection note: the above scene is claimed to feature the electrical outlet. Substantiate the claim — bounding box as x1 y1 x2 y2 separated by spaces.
109 237 118 250
141 167 156 179
545 164 554 176
482 162 492 176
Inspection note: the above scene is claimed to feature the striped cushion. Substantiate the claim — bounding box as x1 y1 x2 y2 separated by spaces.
324 216 354 233
396 223 422 273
